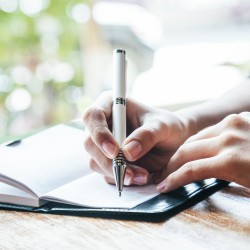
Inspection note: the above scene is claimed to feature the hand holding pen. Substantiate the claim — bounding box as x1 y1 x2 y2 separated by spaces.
83 50 250 193
83 51 190 192
83 98 188 192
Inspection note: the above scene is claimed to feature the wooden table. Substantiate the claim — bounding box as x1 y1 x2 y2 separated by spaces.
0 183 249 250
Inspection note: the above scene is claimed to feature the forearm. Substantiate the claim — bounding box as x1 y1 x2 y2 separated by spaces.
175 79 250 137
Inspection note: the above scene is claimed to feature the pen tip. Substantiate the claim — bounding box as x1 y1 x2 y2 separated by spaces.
119 191 121 197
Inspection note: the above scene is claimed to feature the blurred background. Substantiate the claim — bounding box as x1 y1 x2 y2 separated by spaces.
0 0 250 141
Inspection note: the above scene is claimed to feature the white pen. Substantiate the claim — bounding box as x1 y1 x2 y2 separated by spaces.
112 48 127 197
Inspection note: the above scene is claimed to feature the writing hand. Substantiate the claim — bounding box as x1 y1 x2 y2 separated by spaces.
83 91 188 186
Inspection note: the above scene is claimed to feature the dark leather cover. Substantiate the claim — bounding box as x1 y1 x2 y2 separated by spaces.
0 179 229 222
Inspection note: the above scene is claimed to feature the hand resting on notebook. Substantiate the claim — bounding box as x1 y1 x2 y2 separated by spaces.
83 80 250 192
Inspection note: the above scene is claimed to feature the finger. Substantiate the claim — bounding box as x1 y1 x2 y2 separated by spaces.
123 121 166 162
89 156 135 185
157 156 220 193
101 167 136 186
89 158 109 176
128 164 151 185
84 136 150 185
83 91 119 159
101 164 150 186
104 167 151 186
187 113 250 144
104 176 116 185
84 135 113 177
185 124 220 144
155 137 219 183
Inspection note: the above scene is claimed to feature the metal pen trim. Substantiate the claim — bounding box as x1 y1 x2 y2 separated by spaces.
113 148 126 194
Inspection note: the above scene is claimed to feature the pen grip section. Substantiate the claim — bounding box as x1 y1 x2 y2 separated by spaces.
112 149 126 193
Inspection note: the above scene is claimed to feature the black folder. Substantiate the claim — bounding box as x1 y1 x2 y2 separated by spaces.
0 179 229 222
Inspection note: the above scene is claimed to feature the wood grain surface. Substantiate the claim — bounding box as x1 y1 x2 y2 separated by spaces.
0 183 249 250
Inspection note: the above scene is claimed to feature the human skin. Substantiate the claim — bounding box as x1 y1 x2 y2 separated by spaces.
156 112 250 192
83 91 188 186
83 80 250 192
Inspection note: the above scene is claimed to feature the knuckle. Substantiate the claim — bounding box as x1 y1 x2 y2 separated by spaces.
83 106 105 125
83 108 109 144
223 114 246 129
216 153 238 181
239 112 250 125
83 136 93 151
182 162 195 179
166 175 174 187
156 120 167 131
143 121 165 141
219 131 241 147
224 151 240 166
223 114 238 125
144 127 158 137
83 107 94 124
92 126 109 144
176 144 188 158
216 152 238 181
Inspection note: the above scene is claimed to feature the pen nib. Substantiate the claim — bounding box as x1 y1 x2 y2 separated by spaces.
113 149 126 196
119 191 121 197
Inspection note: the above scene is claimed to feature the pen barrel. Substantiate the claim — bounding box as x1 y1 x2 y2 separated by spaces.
113 49 126 147
113 49 126 99
112 103 126 146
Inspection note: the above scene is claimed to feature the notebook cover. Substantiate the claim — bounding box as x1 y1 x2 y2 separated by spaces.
0 179 229 222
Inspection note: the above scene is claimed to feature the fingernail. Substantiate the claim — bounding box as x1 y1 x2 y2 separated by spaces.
133 173 148 185
124 140 142 160
102 140 117 158
157 182 166 192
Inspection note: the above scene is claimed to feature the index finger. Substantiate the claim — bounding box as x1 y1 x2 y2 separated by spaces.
83 91 119 159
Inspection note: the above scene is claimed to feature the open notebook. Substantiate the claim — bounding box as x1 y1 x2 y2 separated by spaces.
0 125 159 209
0 125 229 221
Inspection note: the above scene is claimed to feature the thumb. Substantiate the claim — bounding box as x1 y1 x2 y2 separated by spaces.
123 124 162 161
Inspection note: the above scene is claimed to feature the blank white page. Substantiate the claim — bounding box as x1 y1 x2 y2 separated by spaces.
0 182 40 207
43 173 159 209
0 125 90 196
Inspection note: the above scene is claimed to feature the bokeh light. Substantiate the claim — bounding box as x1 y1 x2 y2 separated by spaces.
19 0 46 16
53 63 75 83
11 66 32 85
5 88 32 112
0 74 12 93
0 0 18 13
70 3 90 24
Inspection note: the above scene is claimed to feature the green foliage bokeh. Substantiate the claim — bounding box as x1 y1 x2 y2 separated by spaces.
0 0 90 140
